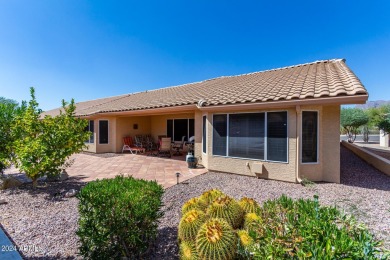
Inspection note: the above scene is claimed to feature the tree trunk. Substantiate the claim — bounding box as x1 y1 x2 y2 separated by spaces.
32 178 38 189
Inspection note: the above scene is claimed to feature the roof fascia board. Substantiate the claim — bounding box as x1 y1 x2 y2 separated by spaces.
197 95 368 112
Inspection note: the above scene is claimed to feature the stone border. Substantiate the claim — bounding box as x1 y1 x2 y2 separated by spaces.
341 140 390 176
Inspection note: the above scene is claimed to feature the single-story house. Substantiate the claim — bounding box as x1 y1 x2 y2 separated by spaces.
44 59 368 183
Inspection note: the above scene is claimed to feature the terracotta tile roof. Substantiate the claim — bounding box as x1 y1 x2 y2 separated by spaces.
43 59 367 116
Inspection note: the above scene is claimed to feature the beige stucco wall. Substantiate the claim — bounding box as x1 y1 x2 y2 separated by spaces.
298 105 340 183
95 117 117 153
299 106 323 181
81 104 342 183
321 105 341 183
194 111 207 167
115 116 151 152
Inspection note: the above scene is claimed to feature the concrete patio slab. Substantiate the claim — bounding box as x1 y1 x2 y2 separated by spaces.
5 153 207 189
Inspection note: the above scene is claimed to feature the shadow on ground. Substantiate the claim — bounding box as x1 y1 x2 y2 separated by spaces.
3 177 87 201
146 226 179 259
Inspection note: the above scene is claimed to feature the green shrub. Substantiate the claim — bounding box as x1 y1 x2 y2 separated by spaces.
77 175 164 259
245 195 385 259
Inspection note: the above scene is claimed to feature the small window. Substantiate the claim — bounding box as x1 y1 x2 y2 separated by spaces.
212 114 227 156
302 111 318 163
267 112 288 162
202 116 207 153
85 120 94 143
99 120 109 144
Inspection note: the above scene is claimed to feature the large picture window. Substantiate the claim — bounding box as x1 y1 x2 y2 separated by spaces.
229 113 265 159
302 111 318 163
85 120 94 143
167 119 194 142
99 120 109 144
212 112 288 162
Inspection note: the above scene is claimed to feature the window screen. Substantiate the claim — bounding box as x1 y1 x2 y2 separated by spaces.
212 115 227 156
202 116 207 153
228 113 264 159
173 119 188 141
99 120 109 144
267 112 288 162
302 111 318 163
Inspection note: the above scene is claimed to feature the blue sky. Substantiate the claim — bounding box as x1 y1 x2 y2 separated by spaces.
0 0 389 111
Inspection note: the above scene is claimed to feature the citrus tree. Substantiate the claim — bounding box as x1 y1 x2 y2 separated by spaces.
12 87 90 188
0 98 25 173
340 108 369 143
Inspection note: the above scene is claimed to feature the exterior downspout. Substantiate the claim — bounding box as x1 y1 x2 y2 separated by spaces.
296 105 303 183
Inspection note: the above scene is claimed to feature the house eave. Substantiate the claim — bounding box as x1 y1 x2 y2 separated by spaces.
197 94 368 112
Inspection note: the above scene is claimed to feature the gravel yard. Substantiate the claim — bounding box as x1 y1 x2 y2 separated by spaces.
1 145 389 259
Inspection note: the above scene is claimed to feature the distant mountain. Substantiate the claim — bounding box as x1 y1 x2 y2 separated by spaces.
355 100 390 109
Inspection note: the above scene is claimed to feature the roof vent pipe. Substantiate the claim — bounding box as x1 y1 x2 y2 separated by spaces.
197 99 207 107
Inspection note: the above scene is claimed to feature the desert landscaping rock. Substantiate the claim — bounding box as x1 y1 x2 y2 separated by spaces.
65 189 77 198
47 171 70 182
0 198 6 204
0 175 23 190
0 146 389 259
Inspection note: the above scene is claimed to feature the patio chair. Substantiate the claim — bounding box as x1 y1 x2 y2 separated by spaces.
172 136 186 156
134 135 146 148
122 136 146 154
157 137 172 157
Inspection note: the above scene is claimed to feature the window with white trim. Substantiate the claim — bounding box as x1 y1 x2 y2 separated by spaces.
212 112 288 162
302 111 318 163
84 120 94 143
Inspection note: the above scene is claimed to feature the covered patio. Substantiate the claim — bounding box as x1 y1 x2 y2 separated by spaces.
66 152 207 188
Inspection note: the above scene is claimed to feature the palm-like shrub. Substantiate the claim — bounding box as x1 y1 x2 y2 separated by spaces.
196 218 237 260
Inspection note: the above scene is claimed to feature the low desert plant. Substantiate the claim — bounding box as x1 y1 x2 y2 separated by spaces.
178 191 386 260
196 218 237 260
77 175 164 259
178 209 207 242
206 195 244 229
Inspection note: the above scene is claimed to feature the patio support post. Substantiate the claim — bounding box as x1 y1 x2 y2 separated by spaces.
296 105 303 183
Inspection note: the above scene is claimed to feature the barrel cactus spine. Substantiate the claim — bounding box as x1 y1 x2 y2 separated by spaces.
239 197 260 214
206 195 244 229
179 241 198 260
182 197 207 215
196 218 237 260
199 189 225 206
178 209 207 242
